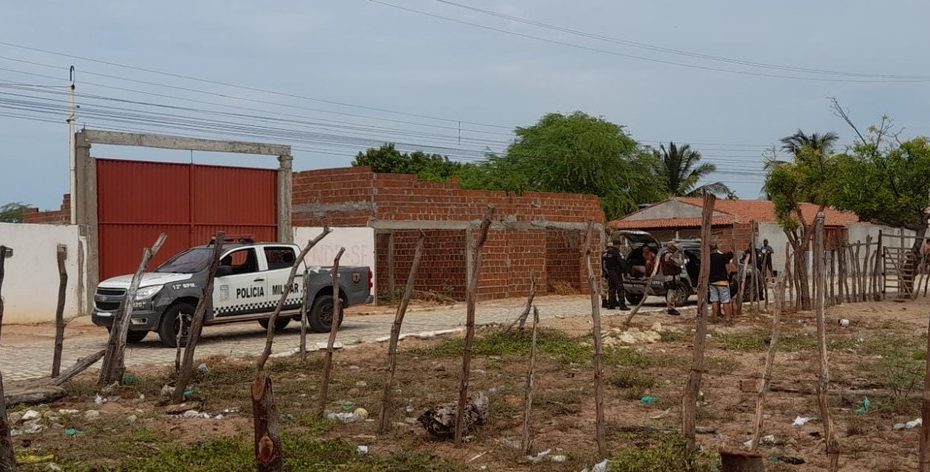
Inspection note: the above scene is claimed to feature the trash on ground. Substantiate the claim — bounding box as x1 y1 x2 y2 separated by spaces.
894 418 922 430
839 319 850 328
16 453 55 465
21 410 41 422
418 392 489 439
760 434 778 446
527 449 551 464
197 363 210 374
550 454 567 463
182 388 195 400
63 428 82 437
639 395 657 405
353 408 369 420
160 385 175 397
356 445 369 454
328 412 364 424
94 394 105 405
20 421 46 435
355 381 368 388
121 373 138 385
650 408 671 419
792 416 812 427
855 397 871 415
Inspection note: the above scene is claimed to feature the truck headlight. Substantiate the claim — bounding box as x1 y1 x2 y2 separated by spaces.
135 285 163 301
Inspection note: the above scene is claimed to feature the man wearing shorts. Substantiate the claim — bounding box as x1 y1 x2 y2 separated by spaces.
708 242 734 322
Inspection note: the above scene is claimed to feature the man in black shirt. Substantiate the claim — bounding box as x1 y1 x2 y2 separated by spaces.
602 240 630 311
708 242 734 322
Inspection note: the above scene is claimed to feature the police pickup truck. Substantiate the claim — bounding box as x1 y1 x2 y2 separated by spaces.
92 237 373 346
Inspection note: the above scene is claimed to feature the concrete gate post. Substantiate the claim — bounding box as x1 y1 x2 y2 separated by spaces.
277 154 293 243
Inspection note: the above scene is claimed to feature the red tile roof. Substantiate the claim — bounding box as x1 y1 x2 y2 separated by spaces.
609 198 859 230
609 216 734 230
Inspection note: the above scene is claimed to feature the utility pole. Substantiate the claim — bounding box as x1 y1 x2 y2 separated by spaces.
68 66 77 224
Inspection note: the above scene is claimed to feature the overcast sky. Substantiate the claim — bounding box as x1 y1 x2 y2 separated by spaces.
2 0 929 209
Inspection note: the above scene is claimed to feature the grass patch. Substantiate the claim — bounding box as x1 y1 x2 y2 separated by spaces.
609 369 657 400
609 431 719 472
718 330 858 353
410 327 590 364
47 430 464 472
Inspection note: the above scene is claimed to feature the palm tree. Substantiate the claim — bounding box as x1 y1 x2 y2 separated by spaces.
653 142 733 197
780 130 838 163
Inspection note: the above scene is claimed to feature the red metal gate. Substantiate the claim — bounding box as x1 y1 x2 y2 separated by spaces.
97 158 277 280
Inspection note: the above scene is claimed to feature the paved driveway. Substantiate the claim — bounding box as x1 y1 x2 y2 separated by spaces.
0 295 670 382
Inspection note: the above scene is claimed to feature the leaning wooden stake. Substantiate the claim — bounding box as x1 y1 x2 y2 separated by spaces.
520 306 540 455
454 206 495 443
750 221 761 315
750 276 785 451
682 192 715 453
583 221 608 459
51 245 69 378
507 272 537 332
921 301 930 470
0 245 16 472
299 268 310 362
172 233 225 403
253 230 331 472
813 214 840 471
624 259 660 326
316 247 346 419
99 233 167 385
51 349 106 386
378 231 426 433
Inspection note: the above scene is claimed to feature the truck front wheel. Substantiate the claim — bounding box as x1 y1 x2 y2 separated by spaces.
309 294 344 333
259 317 291 332
158 303 195 347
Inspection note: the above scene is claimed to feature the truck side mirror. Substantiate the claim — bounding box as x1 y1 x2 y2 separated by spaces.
215 265 233 277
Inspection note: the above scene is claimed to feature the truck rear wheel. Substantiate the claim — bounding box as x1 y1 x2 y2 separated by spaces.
625 292 644 305
158 302 195 347
259 318 291 332
309 294 344 333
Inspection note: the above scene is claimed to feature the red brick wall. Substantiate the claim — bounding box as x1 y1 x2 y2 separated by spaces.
22 194 70 224
376 229 468 300
293 167 606 301
292 167 375 227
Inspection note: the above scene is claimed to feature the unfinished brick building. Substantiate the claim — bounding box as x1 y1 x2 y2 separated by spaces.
293 167 605 300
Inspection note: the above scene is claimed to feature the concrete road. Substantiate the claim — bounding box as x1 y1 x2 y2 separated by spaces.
0 295 671 382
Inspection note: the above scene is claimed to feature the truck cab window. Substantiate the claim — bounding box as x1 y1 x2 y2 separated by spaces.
264 247 297 270
220 248 258 275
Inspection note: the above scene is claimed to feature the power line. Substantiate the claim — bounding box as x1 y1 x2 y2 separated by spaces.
0 40 516 128
431 0 930 81
370 0 930 84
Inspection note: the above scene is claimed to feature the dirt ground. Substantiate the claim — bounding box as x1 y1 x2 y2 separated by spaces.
4 295 928 471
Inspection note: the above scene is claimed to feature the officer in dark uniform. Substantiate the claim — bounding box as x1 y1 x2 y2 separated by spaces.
602 239 630 311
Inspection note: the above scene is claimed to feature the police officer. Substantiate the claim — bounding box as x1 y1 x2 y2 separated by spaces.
602 239 630 311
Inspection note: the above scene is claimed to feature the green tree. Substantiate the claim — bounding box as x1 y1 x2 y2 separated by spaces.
764 129 839 309
352 143 466 181
491 112 665 219
0 202 29 223
652 142 732 197
828 113 930 263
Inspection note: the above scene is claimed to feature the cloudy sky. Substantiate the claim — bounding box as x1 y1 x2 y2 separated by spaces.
2 0 929 209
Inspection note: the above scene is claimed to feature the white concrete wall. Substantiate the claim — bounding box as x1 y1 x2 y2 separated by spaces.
757 223 789 273
0 223 84 324
293 227 376 293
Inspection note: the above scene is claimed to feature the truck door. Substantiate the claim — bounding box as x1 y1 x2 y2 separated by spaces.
262 245 304 312
214 247 268 317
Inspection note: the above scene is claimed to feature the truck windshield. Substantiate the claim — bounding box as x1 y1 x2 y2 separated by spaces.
156 248 214 273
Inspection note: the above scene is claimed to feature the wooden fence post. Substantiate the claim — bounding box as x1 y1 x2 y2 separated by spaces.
454 206 494 443
683 192 715 452
51 245 69 378
750 221 761 315
750 276 784 451
0 245 16 471
379 232 425 434
252 230 332 472
520 306 540 455
299 268 310 361
172 232 224 404
317 248 345 419
814 214 840 471
921 295 930 470
507 273 537 332
99 233 167 385
583 221 608 459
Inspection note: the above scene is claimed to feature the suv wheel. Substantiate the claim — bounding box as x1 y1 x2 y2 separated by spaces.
126 331 148 343
309 294 345 333
624 292 644 306
158 302 195 347
259 317 291 332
